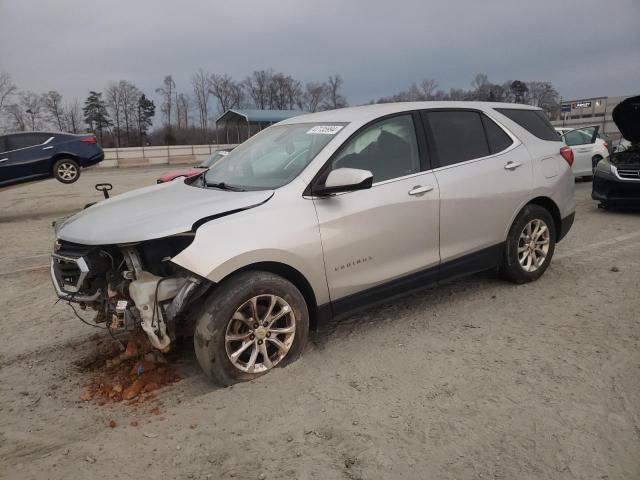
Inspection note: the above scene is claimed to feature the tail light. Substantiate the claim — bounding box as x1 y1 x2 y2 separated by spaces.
80 136 97 144
603 142 609 150
560 146 574 167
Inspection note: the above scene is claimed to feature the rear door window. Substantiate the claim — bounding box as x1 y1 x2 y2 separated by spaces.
495 108 560 141
8 134 41 150
481 115 514 153
423 110 489 167
0 136 7 153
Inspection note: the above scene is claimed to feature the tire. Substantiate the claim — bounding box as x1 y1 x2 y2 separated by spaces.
53 158 80 184
501 204 556 284
194 271 309 386
591 155 603 174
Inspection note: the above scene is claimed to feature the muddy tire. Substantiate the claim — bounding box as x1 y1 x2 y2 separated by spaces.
194 271 309 386
53 158 80 184
500 204 556 284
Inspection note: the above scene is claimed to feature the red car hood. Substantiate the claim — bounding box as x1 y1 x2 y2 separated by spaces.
157 167 205 183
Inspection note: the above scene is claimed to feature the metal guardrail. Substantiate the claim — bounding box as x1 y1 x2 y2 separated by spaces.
100 144 238 168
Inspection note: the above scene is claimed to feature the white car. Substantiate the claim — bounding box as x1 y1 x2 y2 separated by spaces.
555 126 609 178
51 102 576 385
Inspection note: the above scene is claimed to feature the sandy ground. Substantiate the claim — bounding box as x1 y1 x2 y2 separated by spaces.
0 168 639 480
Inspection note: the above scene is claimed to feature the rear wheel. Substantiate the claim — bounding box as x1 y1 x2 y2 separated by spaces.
53 158 80 183
194 271 309 386
501 204 556 284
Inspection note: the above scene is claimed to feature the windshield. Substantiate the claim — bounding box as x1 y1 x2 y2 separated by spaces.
199 150 230 168
203 123 346 190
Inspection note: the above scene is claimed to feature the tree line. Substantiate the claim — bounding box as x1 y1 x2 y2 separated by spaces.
374 74 560 116
0 70 560 147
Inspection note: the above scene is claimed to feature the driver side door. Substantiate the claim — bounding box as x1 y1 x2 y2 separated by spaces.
311 113 440 315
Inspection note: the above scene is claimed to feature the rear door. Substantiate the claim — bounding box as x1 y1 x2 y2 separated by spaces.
561 126 599 176
421 109 532 276
3 133 55 181
312 113 440 309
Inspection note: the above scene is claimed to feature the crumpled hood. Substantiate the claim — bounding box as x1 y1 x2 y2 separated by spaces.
57 180 273 245
612 95 640 144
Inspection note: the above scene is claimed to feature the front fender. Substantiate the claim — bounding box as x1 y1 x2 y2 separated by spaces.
171 189 330 305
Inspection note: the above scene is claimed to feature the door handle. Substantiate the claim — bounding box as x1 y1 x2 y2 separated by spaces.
504 161 523 171
0 158 8 163
408 185 434 196
42 146 53 150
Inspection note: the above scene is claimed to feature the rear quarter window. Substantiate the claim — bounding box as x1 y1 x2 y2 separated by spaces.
481 114 513 153
495 108 560 142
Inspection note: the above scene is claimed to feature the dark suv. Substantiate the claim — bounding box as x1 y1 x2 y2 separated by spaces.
0 132 104 187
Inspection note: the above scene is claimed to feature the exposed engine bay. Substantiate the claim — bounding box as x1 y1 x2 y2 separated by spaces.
51 234 208 351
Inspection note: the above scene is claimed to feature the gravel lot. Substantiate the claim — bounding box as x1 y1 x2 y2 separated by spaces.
1 167 639 480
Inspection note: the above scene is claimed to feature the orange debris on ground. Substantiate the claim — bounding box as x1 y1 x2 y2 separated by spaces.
79 335 181 406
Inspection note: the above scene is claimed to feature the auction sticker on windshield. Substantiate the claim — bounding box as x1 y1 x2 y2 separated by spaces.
307 125 343 135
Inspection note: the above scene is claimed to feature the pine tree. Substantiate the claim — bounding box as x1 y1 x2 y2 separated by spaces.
83 91 111 143
137 94 155 145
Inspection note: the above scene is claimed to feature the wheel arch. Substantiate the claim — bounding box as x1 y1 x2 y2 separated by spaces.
218 261 320 330
525 196 562 242
50 153 79 172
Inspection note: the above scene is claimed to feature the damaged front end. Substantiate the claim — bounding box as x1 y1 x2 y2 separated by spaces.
592 95 640 207
51 234 208 352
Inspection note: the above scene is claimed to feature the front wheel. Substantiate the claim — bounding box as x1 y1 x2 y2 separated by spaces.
53 158 80 183
501 204 556 284
194 271 309 386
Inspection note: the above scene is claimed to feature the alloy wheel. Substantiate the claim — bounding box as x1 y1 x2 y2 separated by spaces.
517 219 550 272
57 162 78 181
224 294 296 373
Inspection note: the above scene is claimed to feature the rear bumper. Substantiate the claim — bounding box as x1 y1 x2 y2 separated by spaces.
592 170 640 206
80 151 104 167
558 212 574 242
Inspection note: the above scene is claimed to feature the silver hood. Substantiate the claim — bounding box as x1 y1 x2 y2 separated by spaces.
56 180 274 245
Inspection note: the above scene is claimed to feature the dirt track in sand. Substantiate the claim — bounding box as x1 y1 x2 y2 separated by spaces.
1 169 639 480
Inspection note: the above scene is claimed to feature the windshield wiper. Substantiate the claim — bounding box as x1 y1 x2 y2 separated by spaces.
205 181 246 192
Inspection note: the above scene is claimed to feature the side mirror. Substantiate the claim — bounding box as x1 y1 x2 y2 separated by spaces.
313 168 373 196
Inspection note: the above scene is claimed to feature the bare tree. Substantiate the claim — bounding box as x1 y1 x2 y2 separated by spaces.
322 75 347 110
243 70 273 109
5 103 26 131
192 69 210 140
419 79 439 99
0 72 17 112
525 81 559 116
209 74 243 113
105 83 123 146
176 93 191 129
156 75 176 128
268 74 301 110
65 98 82 133
117 80 141 146
301 82 327 112
20 92 45 130
43 90 65 131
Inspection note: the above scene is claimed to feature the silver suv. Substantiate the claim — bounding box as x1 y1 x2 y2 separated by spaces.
51 102 575 385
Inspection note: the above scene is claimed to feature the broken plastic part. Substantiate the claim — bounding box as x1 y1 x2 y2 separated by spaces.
128 272 188 351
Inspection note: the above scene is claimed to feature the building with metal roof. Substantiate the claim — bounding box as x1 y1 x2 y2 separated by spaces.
215 109 306 143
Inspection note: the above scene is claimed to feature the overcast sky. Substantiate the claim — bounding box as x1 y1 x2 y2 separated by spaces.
1 0 639 109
